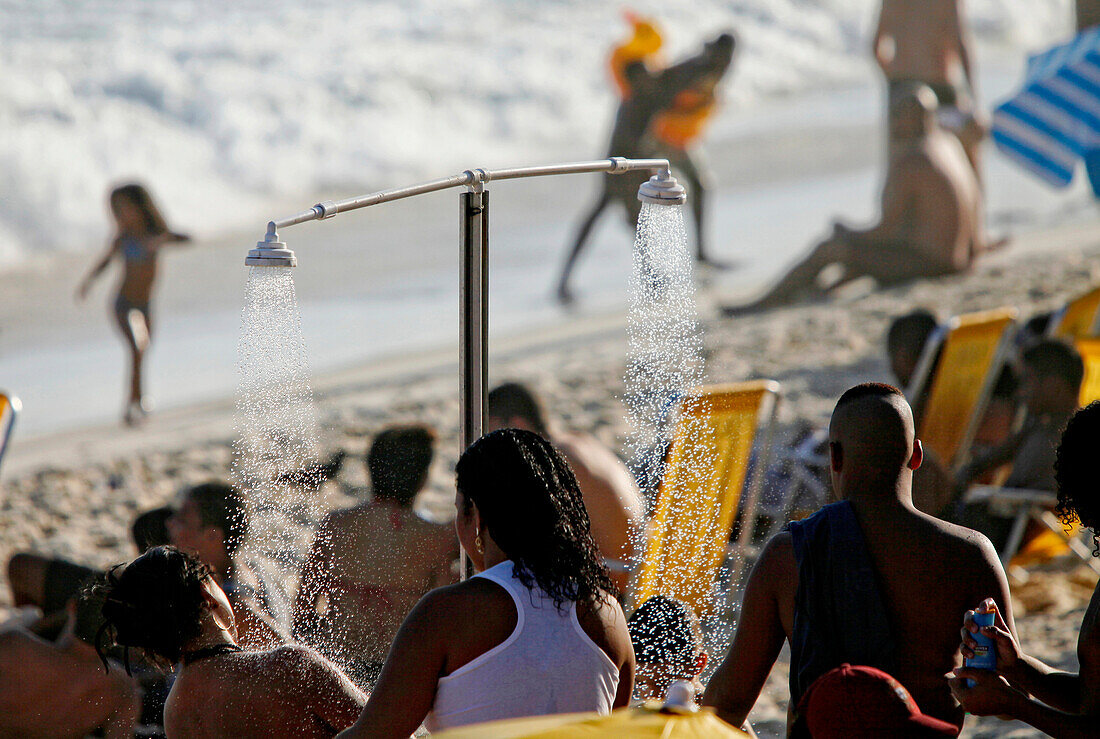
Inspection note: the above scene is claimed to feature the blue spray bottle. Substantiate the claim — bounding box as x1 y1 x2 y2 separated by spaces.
965 603 996 687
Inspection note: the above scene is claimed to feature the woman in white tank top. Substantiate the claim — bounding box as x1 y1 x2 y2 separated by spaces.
339 429 635 737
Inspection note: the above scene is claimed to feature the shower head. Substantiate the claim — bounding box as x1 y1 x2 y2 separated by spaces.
637 171 686 206
246 228 297 267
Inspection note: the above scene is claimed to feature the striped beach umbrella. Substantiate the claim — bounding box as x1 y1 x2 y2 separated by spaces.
992 26 1100 193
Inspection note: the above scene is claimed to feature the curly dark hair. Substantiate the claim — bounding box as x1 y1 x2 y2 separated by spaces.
1055 402 1100 556
456 428 617 609
90 546 214 671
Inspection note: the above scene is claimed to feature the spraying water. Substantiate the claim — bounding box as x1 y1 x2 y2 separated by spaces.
234 265 321 625
623 203 747 657
624 203 708 502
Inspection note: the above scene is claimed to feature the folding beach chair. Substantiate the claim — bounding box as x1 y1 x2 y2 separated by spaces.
0 391 20 473
1077 338 1100 406
906 307 1019 475
955 337 1100 571
1050 286 1100 340
630 380 780 619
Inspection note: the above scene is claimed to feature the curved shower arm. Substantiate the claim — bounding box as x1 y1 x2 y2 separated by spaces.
265 157 671 237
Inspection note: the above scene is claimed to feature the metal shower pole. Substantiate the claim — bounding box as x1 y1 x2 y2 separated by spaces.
249 157 680 577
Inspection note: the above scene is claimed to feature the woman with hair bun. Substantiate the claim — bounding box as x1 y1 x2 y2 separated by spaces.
93 546 364 738
339 429 635 737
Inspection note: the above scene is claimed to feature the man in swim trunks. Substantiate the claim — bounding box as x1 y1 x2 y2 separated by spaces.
873 0 985 179
167 481 286 650
722 85 991 315
293 425 457 689
0 593 138 737
487 382 645 592
703 383 1015 734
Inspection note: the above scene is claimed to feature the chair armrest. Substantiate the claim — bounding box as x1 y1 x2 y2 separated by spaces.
963 485 1057 509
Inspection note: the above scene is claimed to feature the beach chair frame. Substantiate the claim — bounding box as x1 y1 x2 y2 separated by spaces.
0 391 21 473
1048 286 1100 340
905 308 1019 475
963 485 1100 573
626 380 781 618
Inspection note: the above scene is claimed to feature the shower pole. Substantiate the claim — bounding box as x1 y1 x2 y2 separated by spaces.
248 157 681 578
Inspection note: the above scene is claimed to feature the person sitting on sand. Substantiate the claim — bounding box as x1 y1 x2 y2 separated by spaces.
628 595 708 702
76 183 191 426
293 425 457 688
0 592 138 738
702 383 1016 734
721 85 991 315
338 429 635 736
166 481 286 649
92 546 364 738
7 505 173 639
488 382 645 590
953 339 1084 549
949 401 1100 736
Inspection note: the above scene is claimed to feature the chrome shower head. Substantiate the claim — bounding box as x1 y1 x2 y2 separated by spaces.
637 171 686 206
246 228 297 267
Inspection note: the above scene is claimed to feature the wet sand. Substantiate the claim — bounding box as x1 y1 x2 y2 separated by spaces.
3 215 1099 735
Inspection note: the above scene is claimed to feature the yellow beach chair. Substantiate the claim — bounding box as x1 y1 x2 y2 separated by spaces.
1076 338 1100 406
630 380 780 618
1050 286 1100 340
907 308 1019 475
0 391 21 473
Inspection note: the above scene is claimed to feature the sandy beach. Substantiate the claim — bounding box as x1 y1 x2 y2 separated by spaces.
3 212 1098 736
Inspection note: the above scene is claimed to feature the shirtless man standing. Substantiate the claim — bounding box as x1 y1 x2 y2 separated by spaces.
487 382 645 591
722 85 989 315
873 0 984 177
703 383 1015 734
293 425 457 688
0 596 137 738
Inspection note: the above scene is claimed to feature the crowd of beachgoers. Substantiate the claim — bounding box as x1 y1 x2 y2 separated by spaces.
6 1 1100 737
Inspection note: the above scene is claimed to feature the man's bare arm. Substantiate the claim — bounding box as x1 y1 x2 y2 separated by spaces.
702 533 791 727
293 521 334 640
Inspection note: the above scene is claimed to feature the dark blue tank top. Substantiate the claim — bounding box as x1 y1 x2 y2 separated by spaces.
786 500 898 711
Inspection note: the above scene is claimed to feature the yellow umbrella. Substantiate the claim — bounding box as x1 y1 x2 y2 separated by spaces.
430 702 748 738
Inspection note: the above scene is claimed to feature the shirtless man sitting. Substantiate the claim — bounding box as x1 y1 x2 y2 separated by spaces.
293 425 457 688
167 481 286 649
94 546 364 738
722 85 990 315
487 382 645 591
703 383 1015 734
0 594 138 737
873 0 984 177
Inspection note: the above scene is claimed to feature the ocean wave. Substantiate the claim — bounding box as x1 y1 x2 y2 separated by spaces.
0 0 1072 262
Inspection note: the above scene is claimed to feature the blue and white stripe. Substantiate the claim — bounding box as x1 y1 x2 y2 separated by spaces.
993 27 1100 188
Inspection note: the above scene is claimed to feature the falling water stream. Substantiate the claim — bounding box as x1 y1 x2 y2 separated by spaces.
623 202 743 656
233 265 321 626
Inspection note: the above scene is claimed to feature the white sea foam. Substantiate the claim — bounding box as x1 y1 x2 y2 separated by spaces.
1 0 1072 263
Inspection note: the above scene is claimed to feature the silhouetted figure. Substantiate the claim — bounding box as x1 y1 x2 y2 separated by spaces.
557 33 735 303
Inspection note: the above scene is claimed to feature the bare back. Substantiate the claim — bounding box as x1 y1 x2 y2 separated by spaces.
165 645 364 739
891 131 981 271
0 632 136 739
876 0 966 84
554 433 644 574
309 504 457 662
850 503 1012 725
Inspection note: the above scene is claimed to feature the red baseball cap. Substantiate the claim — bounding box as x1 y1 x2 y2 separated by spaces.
799 664 960 738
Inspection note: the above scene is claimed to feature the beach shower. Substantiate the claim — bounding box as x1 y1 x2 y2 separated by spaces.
244 157 685 455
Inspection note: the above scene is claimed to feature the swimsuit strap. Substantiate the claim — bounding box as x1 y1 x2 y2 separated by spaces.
181 643 243 666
